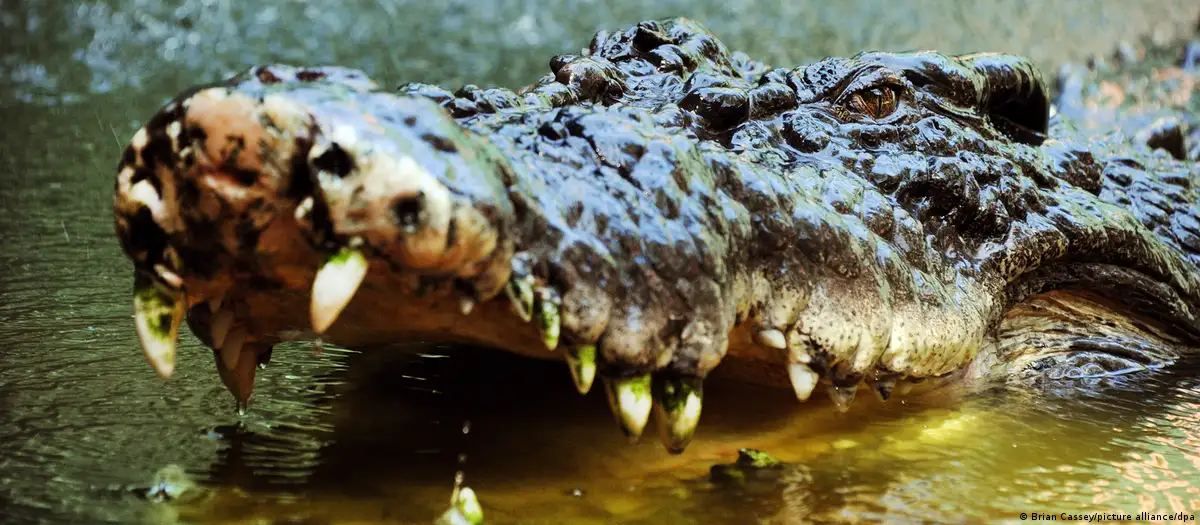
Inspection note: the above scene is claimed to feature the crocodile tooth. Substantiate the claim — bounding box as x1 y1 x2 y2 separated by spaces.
534 288 561 351
214 343 267 416
294 196 314 221
458 297 475 316
132 272 185 378
603 374 653 440
827 383 857 413
897 381 915 396
565 344 597 395
652 377 703 454
154 264 184 289
755 329 787 350
787 363 820 402
504 275 534 322
874 378 896 401
310 247 369 334
210 308 234 349
219 326 247 371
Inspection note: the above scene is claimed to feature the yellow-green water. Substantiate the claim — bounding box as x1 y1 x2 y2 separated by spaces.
1 1 1199 523
154 347 1200 524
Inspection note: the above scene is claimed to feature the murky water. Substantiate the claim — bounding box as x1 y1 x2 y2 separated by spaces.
2 1 1199 523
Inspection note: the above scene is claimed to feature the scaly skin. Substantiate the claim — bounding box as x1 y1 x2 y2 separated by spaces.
112 19 1200 453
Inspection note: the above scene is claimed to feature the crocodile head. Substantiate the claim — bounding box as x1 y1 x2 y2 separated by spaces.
112 19 1200 453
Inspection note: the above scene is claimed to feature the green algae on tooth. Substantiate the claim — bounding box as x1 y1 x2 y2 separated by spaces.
504 275 534 322
133 272 185 378
603 374 653 439
652 377 703 454
534 288 561 350
310 247 369 334
565 344 597 394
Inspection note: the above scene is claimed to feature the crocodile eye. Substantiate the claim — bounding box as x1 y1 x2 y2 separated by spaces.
846 86 899 119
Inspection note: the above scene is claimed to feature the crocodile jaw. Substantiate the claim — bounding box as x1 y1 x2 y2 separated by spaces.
112 20 1200 453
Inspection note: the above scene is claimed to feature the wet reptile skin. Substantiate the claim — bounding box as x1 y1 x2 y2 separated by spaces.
111 19 1200 446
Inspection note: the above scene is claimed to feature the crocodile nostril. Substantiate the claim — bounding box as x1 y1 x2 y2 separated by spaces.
392 192 426 232
296 69 327 82
312 143 354 178
1134 117 1186 161
255 67 282 84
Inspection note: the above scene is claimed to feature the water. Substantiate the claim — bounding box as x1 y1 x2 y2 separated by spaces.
162 356 1200 524
1 1 1199 523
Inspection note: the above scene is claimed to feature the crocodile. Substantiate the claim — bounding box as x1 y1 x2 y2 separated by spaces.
111 18 1200 454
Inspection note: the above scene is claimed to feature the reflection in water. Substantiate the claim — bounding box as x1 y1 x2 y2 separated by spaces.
168 349 1200 524
1 1 1200 523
